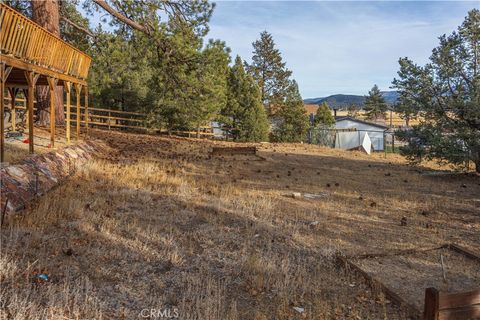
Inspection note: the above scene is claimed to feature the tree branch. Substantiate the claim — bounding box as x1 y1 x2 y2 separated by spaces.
92 0 152 35
60 16 95 37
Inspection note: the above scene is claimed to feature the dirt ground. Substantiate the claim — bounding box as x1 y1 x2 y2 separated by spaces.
3 126 72 165
353 247 480 311
1 129 479 319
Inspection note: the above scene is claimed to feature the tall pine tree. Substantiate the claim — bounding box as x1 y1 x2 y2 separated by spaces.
221 56 268 142
247 31 292 116
364 85 388 120
247 31 308 142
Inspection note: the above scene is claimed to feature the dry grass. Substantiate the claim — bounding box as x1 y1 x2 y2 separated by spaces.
1 129 479 319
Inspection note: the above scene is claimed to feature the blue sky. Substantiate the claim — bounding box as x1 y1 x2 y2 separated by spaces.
82 1 479 98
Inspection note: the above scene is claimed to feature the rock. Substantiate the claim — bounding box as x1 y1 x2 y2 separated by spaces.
293 306 305 314
291 192 302 199
303 192 328 199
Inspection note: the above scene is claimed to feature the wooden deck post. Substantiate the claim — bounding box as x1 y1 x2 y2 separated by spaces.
8 88 18 132
64 81 71 144
74 83 82 140
25 71 39 154
47 77 58 148
424 287 439 320
22 88 28 132
84 86 88 136
1 64 13 163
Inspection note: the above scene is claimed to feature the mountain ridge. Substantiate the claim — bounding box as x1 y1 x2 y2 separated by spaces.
304 91 399 109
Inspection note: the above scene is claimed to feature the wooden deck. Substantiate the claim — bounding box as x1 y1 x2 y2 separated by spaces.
1 3 91 162
0 3 91 85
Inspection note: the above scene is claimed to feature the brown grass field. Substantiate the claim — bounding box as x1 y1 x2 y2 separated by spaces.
1 129 479 319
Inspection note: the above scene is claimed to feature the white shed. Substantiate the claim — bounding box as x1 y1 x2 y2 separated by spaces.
334 117 388 151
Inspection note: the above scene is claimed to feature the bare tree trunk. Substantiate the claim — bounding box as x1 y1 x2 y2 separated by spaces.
31 0 65 125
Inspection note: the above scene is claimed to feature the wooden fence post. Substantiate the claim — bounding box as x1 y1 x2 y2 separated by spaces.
424 287 439 320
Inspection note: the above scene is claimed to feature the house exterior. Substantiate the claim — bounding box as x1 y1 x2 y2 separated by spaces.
304 104 319 123
335 117 388 151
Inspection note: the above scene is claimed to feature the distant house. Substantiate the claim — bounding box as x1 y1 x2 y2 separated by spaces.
304 104 319 124
335 117 388 151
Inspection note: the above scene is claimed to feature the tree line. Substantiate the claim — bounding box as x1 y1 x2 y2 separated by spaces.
4 1 479 171
5 0 308 143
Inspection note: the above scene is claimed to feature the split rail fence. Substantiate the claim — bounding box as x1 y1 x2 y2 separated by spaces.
3 95 214 138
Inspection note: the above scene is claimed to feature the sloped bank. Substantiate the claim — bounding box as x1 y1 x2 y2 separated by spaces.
0 140 107 215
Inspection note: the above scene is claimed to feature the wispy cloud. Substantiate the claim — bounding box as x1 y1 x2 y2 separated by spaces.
208 1 478 97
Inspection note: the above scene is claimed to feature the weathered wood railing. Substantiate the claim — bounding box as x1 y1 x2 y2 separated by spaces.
0 3 91 80
3 96 214 137
424 288 480 320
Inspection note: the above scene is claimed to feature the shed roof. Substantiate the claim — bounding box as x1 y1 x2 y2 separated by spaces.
335 116 388 130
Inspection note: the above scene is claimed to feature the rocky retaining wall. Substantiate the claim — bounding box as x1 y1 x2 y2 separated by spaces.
0 140 106 215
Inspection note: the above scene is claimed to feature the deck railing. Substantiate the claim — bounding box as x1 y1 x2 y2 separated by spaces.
0 3 91 80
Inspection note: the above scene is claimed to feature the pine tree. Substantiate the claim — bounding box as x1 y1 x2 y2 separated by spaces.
273 80 309 142
392 9 480 173
221 56 268 142
314 102 335 127
391 58 424 127
364 85 388 120
146 24 230 132
246 31 292 116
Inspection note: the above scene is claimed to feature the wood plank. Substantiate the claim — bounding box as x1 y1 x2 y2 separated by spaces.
212 147 257 155
438 304 480 320
439 289 480 310
448 244 480 262
70 119 147 130
424 287 440 320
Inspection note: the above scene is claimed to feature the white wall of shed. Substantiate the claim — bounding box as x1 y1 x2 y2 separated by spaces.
335 119 385 150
